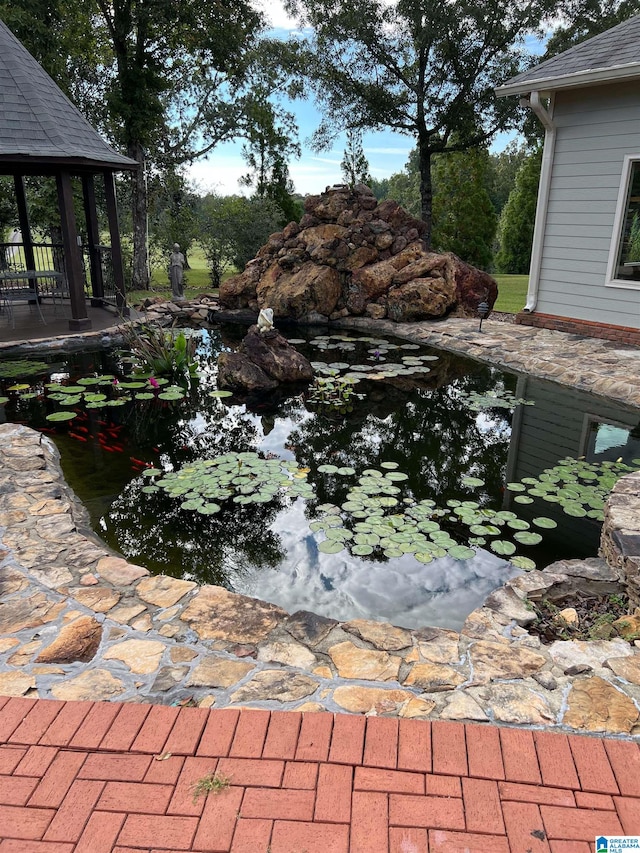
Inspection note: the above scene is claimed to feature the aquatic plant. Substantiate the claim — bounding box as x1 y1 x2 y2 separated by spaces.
0 359 49 378
506 455 640 522
119 323 198 379
145 451 315 513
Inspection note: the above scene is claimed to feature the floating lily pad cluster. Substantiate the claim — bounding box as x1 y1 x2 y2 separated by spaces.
310 463 543 569
308 375 361 411
458 387 534 411
0 359 49 379
506 455 640 521
43 375 189 421
143 451 315 513
307 334 439 385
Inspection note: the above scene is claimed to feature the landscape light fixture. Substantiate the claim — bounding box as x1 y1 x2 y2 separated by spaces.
477 301 489 332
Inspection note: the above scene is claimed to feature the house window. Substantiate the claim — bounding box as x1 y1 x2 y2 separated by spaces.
608 156 640 286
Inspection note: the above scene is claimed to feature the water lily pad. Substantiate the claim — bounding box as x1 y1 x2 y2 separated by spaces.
491 540 516 556
352 543 374 556
318 539 345 554
514 495 534 504
507 519 530 531
448 545 476 561
209 390 234 398
380 461 399 470
318 464 339 474
532 517 558 529
461 476 485 488
510 555 537 571
141 485 159 494
46 411 77 422
514 531 543 545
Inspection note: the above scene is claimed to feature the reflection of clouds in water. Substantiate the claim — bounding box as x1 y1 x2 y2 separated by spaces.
258 411 312 460
228 501 520 631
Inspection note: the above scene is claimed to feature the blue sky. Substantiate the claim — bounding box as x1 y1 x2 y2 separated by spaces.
187 1 536 197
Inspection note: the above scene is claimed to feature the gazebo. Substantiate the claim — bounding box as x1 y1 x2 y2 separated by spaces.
0 19 136 331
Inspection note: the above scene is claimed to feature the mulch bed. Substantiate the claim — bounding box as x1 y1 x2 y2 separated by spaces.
529 591 632 644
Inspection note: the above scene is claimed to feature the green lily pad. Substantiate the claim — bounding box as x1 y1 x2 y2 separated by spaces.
318 464 339 474
490 540 517 556
448 545 476 561
532 517 558 529
461 476 485 488
209 390 233 398
318 539 345 554
45 411 77 422
513 531 543 545
352 543 374 556
510 555 537 571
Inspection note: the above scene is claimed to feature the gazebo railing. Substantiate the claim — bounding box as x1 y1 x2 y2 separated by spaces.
0 241 124 308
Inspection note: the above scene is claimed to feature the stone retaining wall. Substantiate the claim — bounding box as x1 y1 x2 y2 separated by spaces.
1 423 640 736
601 470 640 610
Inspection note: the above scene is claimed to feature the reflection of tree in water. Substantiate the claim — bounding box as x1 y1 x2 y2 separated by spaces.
290 353 515 515
106 477 286 586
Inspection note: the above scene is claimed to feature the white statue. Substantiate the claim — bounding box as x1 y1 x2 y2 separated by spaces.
257 307 274 334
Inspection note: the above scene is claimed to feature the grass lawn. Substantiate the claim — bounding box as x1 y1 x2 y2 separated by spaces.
493 274 529 314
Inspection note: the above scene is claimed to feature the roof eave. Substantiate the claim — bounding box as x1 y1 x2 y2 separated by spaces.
495 62 640 98
0 153 138 172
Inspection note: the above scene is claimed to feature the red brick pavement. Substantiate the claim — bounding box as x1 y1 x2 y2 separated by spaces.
0 698 638 852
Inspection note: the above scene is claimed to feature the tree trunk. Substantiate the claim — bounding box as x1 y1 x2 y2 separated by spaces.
417 140 433 249
128 141 150 290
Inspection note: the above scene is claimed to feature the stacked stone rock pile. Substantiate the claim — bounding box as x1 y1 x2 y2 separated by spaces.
137 294 218 327
220 184 498 323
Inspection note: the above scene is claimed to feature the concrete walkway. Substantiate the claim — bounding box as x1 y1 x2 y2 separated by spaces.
1 697 639 852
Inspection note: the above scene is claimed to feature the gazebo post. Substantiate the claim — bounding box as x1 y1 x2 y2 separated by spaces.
13 175 36 272
56 169 91 331
104 171 128 316
82 173 105 306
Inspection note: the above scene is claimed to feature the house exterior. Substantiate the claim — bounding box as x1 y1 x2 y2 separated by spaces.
496 16 640 344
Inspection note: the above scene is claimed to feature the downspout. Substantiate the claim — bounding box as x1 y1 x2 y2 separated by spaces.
520 90 556 312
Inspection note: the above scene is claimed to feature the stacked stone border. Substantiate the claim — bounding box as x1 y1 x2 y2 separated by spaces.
1 422 640 737
602 471 640 611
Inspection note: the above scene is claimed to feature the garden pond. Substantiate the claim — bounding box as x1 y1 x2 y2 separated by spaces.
1 324 640 631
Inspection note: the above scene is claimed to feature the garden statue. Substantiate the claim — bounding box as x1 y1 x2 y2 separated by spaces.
169 243 185 300
257 307 274 334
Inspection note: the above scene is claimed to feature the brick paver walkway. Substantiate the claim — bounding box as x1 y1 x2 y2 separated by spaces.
1 697 639 852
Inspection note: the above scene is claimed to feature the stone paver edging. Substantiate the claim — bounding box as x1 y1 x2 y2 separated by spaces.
2 422 640 736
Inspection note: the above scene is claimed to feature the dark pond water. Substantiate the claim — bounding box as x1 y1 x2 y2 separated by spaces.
2 325 639 630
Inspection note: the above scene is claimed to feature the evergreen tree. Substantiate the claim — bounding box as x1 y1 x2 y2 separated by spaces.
431 148 497 270
341 129 372 187
495 147 543 274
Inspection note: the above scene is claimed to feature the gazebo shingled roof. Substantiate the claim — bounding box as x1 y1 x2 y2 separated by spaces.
0 18 135 170
0 18 135 331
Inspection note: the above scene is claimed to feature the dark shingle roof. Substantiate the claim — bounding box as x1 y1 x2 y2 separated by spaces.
496 15 640 97
0 18 136 169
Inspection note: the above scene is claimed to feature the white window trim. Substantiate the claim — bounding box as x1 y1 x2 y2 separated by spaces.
606 153 640 290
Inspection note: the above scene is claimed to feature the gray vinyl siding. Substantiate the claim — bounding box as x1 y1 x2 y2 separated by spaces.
535 81 640 327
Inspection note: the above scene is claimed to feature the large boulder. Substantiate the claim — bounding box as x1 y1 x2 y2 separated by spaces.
217 326 314 393
257 262 342 319
218 184 498 322
447 254 499 317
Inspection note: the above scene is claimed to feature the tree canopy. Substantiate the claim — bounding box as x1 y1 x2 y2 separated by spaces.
286 0 557 245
